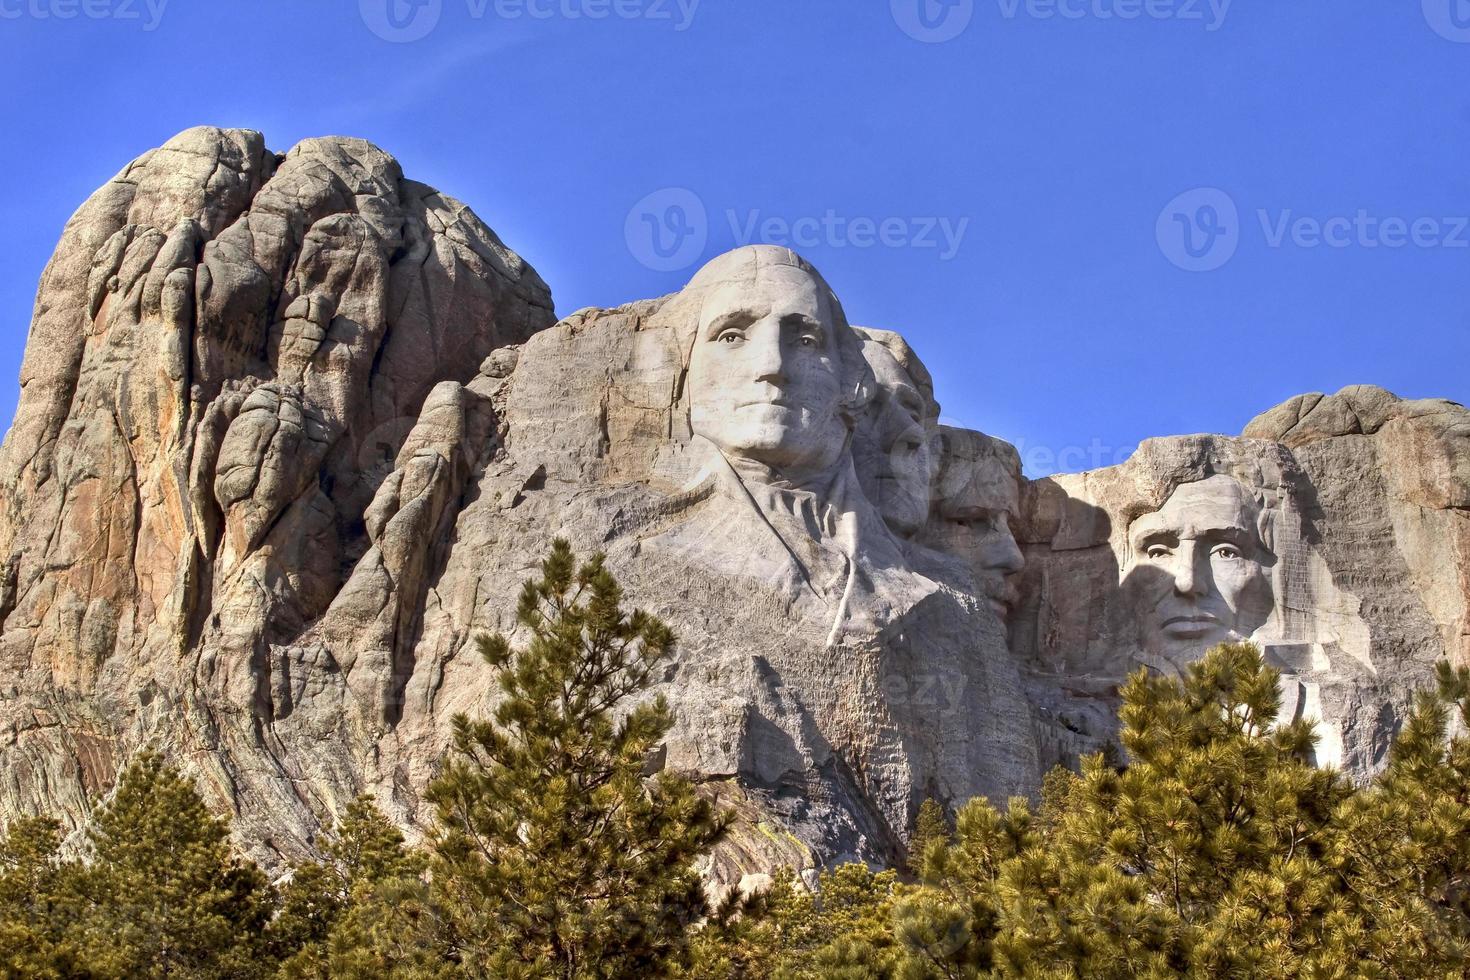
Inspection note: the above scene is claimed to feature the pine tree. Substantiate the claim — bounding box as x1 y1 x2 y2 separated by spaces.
0 816 85 978
683 864 907 980
888 644 1359 977
423 539 728 977
1325 660 1470 975
270 795 426 978
71 751 275 979
906 799 950 880
1036 764 1078 832
1051 642 1352 975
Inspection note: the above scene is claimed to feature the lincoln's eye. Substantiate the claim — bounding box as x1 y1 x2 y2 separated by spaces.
798 334 819 348
1212 545 1242 561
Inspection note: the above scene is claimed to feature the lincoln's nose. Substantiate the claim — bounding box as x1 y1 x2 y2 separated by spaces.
1170 541 1207 597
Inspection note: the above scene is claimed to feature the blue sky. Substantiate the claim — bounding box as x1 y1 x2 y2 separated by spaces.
1 0 1466 476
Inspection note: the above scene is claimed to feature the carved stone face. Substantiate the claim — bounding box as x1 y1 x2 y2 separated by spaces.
688 265 847 478
926 429 1025 620
1124 475 1274 670
854 341 933 537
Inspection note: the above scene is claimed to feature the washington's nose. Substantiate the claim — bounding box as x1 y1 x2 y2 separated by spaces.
749 321 787 384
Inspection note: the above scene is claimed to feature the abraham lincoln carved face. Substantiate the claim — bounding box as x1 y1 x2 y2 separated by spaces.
1122 475 1276 672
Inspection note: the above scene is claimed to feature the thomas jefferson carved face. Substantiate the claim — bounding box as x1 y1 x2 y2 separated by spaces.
1124 475 1275 671
854 337 934 537
688 262 847 478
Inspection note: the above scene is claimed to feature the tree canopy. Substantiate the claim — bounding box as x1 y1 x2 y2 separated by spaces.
4 556 1470 979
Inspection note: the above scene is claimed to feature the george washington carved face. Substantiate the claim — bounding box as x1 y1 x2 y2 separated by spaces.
1123 475 1275 672
687 251 849 479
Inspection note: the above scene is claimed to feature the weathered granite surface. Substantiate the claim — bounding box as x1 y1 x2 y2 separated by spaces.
0 129 1465 884
1014 390 1470 778
0 126 555 863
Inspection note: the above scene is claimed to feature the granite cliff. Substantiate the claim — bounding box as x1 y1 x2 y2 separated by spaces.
2 128 1465 887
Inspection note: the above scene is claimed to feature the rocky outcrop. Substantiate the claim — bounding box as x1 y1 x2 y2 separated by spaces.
0 129 1465 884
1014 387 1470 778
1244 386 1470 673
0 127 554 859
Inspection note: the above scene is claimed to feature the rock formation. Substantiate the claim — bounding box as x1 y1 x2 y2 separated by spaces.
0 128 1465 885
1013 392 1470 777
0 126 555 861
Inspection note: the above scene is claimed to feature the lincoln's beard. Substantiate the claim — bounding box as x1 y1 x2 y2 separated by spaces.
1143 621 1245 675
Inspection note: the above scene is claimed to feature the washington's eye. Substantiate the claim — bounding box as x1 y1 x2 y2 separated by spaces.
716 330 743 344
1212 545 1242 561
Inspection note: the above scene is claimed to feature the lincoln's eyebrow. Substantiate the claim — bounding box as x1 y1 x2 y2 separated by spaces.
1194 525 1253 545
1134 529 1179 548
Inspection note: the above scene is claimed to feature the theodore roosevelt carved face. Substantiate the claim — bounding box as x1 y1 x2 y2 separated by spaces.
687 251 849 479
1123 475 1275 672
